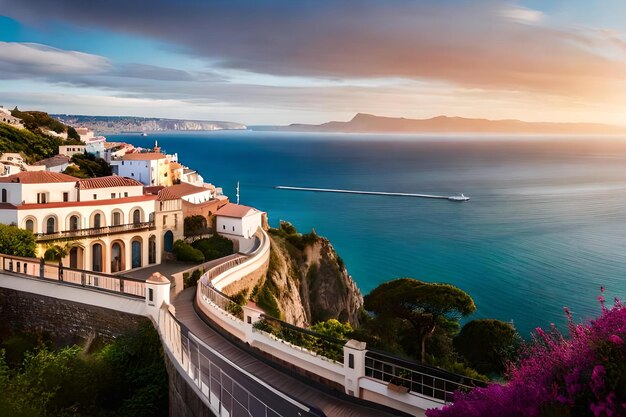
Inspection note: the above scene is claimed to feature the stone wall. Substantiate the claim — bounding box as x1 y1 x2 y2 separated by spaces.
222 257 269 297
0 287 148 346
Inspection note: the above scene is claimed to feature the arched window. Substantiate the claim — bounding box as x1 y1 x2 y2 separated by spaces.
25 219 34 232
93 213 102 228
46 217 55 234
1 189 6 203
112 211 121 226
132 209 141 225
69 215 79 231
92 243 103 272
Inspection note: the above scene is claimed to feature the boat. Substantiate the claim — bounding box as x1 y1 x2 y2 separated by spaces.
141 132 148 137
448 193 470 202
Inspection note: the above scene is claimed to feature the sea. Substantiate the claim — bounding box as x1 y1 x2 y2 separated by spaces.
109 131 626 337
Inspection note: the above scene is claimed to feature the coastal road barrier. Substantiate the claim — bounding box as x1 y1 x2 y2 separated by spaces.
275 186 467 200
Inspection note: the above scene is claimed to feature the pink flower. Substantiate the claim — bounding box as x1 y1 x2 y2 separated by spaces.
608 335 623 345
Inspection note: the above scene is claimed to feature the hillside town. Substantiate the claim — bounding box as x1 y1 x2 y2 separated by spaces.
0 106 265 275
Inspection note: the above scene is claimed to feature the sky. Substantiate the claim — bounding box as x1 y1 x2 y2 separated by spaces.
1 1 626 125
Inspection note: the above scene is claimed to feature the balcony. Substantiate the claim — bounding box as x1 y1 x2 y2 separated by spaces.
36 221 156 242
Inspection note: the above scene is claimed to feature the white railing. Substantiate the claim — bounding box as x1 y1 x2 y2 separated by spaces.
156 306 322 417
0 254 146 299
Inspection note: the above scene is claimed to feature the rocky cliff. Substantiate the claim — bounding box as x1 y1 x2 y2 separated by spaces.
253 223 363 328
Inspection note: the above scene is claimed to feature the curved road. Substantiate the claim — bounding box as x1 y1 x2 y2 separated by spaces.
173 288 408 417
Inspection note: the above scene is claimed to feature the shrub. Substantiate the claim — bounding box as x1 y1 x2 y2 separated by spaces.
172 240 204 263
191 236 233 261
184 215 208 237
255 280 281 319
427 290 626 417
454 319 520 375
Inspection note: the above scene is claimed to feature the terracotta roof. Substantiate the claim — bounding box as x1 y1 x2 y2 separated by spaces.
121 152 167 161
77 176 143 189
0 194 157 211
158 183 211 201
33 155 70 168
144 185 165 195
215 203 261 218
0 171 77 184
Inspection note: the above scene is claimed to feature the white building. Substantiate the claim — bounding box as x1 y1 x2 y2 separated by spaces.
33 155 71 173
0 171 164 273
215 203 264 252
75 128 94 142
85 136 106 159
111 152 172 186
59 145 86 157
0 153 45 176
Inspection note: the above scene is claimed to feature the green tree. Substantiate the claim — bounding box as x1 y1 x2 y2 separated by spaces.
183 215 208 237
364 278 476 362
64 153 112 178
0 224 36 257
191 236 234 261
453 319 520 375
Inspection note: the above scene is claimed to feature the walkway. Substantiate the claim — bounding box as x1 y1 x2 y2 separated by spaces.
172 288 407 417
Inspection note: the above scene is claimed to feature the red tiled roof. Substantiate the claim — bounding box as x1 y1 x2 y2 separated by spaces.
158 183 211 201
144 185 165 195
77 176 143 189
215 203 261 218
121 152 167 161
0 171 77 184
0 194 157 211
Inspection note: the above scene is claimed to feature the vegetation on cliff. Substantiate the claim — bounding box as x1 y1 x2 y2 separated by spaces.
63 153 112 178
0 109 82 163
254 222 363 327
0 323 167 417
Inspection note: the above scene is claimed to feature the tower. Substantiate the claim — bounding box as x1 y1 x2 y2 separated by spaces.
236 181 240 205
153 140 161 153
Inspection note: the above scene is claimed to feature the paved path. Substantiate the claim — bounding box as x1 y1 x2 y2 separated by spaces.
173 288 407 417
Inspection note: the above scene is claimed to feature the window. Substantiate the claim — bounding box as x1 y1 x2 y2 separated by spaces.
69 215 79 231
46 217 55 234
25 219 34 232
232 226 235 231
63 192 69 202
1 188 6 203
113 212 121 226
148 288 154 302
174 214 178 227
163 215 167 226
111 193 115 199
131 173 134 176
93 213 102 228
132 209 141 225
223 225 225 230
37 193 47 204
124 192 128 197
93 194 97 200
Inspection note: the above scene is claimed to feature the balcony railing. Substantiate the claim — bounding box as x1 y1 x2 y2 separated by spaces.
36 221 155 242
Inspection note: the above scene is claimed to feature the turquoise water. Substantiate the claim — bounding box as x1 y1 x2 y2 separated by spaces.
110 131 626 337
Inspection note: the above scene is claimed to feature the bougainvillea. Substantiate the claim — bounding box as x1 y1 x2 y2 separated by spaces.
426 289 626 417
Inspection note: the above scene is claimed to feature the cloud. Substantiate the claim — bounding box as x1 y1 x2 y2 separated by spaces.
3 0 626 100
499 6 544 23
0 41 111 77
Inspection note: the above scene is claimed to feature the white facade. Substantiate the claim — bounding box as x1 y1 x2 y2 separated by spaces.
215 203 264 250
0 172 169 274
112 159 158 185
85 137 106 159
59 145 86 157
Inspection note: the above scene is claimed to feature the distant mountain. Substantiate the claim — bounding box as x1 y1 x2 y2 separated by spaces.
53 115 246 134
253 113 626 135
